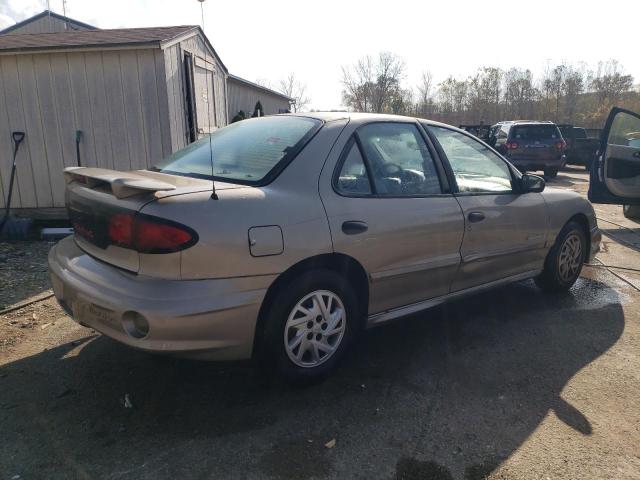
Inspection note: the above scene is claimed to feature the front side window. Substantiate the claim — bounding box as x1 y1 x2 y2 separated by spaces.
355 123 441 196
152 116 321 184
429 126 513 193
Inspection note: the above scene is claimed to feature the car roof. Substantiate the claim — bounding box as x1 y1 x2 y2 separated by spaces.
281 111 466 131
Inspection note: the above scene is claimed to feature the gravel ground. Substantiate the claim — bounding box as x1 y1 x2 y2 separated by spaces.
0 168 639 480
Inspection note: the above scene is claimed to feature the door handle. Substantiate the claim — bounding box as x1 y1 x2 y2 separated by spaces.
342 221 368 235
633 151 640 159
468 212 485 223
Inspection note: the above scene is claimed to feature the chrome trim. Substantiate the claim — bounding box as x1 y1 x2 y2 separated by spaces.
367 269 542 326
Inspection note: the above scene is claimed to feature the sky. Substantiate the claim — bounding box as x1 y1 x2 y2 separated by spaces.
0 0 637 111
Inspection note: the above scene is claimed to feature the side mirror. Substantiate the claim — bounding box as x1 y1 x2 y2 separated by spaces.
521 174 545 193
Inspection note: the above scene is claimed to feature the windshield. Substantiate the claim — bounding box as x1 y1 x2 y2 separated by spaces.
152 116 321 184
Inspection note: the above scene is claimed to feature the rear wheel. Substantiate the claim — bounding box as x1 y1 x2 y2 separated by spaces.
544 168 558 178
535 221 586 292
261 269 360 381
623 205 640 219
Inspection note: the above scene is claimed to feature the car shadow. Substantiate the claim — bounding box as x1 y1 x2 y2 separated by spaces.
0 276 626 479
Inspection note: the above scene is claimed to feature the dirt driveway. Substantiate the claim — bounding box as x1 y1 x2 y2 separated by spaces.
1 168 639 480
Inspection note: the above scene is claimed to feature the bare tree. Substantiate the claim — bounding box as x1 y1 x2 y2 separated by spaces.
279 73 311 112
503 68 538 119
416 71 434 116
341 52 406 113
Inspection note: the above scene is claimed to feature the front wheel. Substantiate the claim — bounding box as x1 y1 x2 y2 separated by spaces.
535 221 586 292
261 269 360 381
544 168 558 178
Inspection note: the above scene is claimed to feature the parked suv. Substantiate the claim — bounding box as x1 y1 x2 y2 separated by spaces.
490 121 566 178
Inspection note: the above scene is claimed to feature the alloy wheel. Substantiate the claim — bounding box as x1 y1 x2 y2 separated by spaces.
284 290 346 368
558 232 583 282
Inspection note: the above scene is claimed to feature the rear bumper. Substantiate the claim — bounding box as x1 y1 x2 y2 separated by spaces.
508 154 566 171
48 236 275 360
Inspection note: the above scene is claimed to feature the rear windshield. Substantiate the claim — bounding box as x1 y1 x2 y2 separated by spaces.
152 116 321 184
511 125 560 140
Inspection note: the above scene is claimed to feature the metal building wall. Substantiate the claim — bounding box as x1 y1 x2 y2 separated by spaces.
0 48 172 209
227 78 291 120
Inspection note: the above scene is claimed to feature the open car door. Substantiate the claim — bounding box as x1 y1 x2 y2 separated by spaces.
589 107 640 206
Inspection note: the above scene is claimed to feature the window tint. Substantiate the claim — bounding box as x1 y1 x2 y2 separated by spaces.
511 125 560 140
336 141 372 195
153 116 320 184
356 123 441 196
429 126 513 193
573 128 587 139
608 111 640 147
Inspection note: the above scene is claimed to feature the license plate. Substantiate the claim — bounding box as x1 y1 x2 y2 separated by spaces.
74 301 117 327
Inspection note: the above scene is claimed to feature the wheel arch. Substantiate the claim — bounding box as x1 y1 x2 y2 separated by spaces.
252 253 370 357
566 213 591 262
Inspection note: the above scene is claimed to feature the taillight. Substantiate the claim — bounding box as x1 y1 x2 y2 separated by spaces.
555 140 566 150
107 212 197 254
506 141 519 150
108 213 134 246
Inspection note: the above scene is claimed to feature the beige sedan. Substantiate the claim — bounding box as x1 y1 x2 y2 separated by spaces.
49 113 601 380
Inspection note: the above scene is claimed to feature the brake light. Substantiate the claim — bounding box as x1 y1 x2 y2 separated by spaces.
108 213 134 246
555 140 566 150
506 141 519 150
107 212 197 253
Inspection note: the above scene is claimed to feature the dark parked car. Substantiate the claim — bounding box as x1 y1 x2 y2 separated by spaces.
458 124 492 143
558 124 600 170
490 121 566 178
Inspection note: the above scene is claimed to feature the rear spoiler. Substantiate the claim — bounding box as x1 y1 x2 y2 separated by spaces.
64 167 176 199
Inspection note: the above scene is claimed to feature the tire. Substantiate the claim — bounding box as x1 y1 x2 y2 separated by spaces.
544 168 558 178
623 205 640 219
261 269 361 381
535 221 586 292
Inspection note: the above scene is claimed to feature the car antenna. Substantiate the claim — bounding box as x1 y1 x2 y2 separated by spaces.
198 0 218 200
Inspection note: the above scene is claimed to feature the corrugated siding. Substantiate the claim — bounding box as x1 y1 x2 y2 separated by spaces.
227 79 290 120
2 16 92 35
0 48 171 209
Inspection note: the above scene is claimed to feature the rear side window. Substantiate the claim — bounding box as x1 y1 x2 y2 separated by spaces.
511 125 560 141
573 128 587 139
336 140 372 195
152 116 321 185
356 123 442 196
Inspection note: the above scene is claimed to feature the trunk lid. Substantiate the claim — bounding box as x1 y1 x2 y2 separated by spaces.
65 167 242 273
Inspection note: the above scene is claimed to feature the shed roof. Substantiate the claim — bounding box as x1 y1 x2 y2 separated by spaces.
0 10 97 34
228 74 292 102
0 25 198 52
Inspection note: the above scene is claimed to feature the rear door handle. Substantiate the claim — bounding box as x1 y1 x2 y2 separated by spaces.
342 221 368 235
468 212 485 223
633 151 640 159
